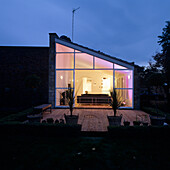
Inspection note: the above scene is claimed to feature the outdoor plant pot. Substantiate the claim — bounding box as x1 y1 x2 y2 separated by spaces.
64 114 79 125
46 118 54 124
163 114 170 125
150 115 165 126
142 122 148 126
107 115 122 126
133 121 141 126
27 113 42 123
123 121 130 127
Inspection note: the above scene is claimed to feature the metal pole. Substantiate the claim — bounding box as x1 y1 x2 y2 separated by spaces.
72 10 74 41
72 7 80 42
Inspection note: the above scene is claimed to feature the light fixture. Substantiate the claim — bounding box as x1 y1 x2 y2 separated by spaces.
60 76 63 80
128 75 131 79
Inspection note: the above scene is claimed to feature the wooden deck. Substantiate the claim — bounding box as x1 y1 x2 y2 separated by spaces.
42 109 150 132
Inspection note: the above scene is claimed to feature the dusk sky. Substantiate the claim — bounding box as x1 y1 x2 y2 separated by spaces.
0 0 170 66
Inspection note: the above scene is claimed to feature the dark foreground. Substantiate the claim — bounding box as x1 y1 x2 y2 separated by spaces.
0 133 169 170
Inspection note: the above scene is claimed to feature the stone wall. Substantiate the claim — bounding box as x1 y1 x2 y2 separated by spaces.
48 33 59 108
134 66 141 109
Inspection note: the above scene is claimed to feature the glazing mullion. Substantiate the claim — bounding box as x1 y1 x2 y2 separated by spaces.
113 63 115 89
73 50 75 106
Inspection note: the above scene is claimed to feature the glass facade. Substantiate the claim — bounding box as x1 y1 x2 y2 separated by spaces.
75 53 93 69
95 57 113 69
55 43 133 108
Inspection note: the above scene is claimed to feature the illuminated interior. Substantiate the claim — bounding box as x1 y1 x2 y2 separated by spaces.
55 43 133 108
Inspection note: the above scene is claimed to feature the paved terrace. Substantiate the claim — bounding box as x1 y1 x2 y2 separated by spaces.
42 109 150 132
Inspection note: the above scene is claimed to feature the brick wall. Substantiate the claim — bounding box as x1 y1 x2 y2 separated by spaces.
0 46 49 111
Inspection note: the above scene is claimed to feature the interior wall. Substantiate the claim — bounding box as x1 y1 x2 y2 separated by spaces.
75 70 113 96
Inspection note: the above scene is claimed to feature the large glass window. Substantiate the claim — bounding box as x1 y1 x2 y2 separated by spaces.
55 42 133 108
114 64 127 69
115 70 133 88
56 71 73 88
115 89 133 107
56 43 74 52
95 57 113 69
56 53 74 69
75 70 113 97
75 53 93 69
56 89 74 106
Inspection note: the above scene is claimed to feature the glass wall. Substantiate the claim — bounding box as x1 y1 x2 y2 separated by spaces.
75 70 113 96
75 53 93 69
95 57 113 69
55 43 133 108
115 70 133 88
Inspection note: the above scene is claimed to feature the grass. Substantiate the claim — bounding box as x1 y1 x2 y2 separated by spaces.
0 134 169 169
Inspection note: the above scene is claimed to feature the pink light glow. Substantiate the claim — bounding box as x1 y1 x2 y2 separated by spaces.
114 64 127 69
115 70 133 88
56 43 74 52
56 53 74 69
75 53 93 68
95 57 113 69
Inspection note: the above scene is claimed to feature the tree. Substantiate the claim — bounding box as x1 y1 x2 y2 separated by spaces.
153 21 170 105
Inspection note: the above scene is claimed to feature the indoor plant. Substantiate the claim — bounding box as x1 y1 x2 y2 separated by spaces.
64 84 79 125
107 89 122 126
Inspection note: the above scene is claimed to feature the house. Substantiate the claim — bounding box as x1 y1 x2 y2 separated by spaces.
49 33 140 109
0 33 140 111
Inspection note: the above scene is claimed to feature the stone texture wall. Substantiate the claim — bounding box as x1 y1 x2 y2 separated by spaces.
134 66 141 109
48 33 59 108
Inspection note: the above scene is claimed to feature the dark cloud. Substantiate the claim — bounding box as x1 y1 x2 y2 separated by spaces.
0 0 169 66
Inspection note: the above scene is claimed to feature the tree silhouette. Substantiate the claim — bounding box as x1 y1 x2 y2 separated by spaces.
156 21 170 105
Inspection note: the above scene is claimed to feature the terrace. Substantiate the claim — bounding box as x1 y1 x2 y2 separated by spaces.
42 109 150 131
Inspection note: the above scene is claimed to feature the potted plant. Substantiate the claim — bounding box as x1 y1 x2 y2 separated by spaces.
133 115 141 126
150 113 165 126
123 120 130 126
107 89 122 126
46 118 54 124
64 84 79 125
142 115 149 126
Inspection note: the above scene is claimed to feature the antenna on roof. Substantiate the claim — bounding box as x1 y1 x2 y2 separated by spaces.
72 7 80 42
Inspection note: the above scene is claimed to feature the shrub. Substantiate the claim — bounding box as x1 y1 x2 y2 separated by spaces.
142 107 165 116
0 108 33 123
0 122 82 137
107 126 170 139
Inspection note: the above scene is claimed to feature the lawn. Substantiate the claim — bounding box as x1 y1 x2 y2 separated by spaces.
0 134 169 170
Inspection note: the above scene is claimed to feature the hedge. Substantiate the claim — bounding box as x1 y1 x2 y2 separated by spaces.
0 122 82 137
141 107 166 116
107 126 170 138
